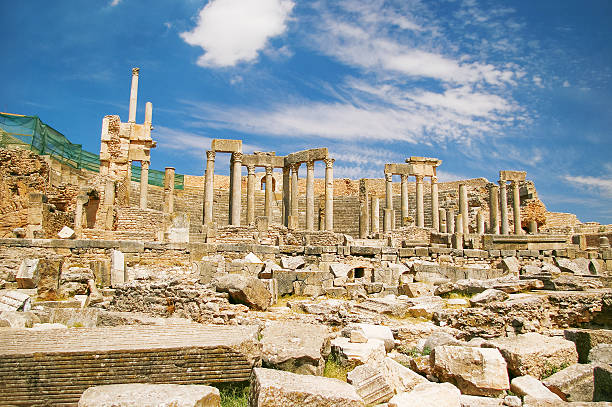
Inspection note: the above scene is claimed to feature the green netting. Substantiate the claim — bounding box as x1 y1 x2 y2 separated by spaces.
0 112 183 189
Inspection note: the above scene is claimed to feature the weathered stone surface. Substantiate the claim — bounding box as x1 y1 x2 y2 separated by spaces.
460 395 504 407
16 258 39 288
0 311 40 328
487 333 579 379
552 275 603 291
249 367 365 407
501 257 520 276
401 282 433 297
470 289 509 306
272 269 297 296
431 345 509 396
78 383 221 407
280 256 305 270
555 258 583 274
37 257 63 300
543 363 596 402
347 363 394 405
388 382 461 407
350 323 395 352
383 357 429 393
213 274 271 311
594 364 612 402
0 290 31 312
261 321 329 375
418 331 463 353
589 344 612 365
57 226 75 239
110 249 125 287
564 329 612 363
331 337 386 367
511 375 562 401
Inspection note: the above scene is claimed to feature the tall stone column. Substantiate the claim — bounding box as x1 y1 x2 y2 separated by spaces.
305 161 315 231
139 161 149 209
488 183 499 234
512 180 522 235
384 173 393 232
400 174 409 226
246 165 256 225
415 175 424 228
290 163 300 229
282 166 290 227
163 167 175 214
477 212 485 235
431 176 439 231
324 158 334 231
128 67 139 123
265 166 274 221
203 150 215 225
499 180 509 235
74 194 89 236
439 208 446 232
359 180 368 238
230 152 242 226
371 195 380 234
459 183 469 234
446 208 455 234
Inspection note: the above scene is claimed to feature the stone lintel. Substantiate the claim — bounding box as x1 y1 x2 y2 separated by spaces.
499 170 527 182
242 154 285 168
385 163 436 177
406 156 442 167
211 139 242 153
285 147 329 165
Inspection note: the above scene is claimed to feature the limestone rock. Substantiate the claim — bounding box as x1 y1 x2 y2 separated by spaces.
16 258 40 288
511 375 562 401
249 367 364 407
460 395 504 406
350 329 368 343
564 329 612 363
594 364 612 402
588 344 612 365
418 331 463 353
0 290 31 312
78 383 221 407
350 323 395 352
272 269 297 296
504 395 522 407
382 357 429 393
331 337 386 367
57 226 75 239
213 274 271 311
347 363 394 405
401 282 433 298
110 250 125 287
261 321 329 375
388 382 461 407
501 257 520 276
552 275 603 291
330 263 353 278
0 311 40 328
470 289 509 306
554 258 582 274
487 332 579 379
37 257 64 301
543 363 596 402
280 256 305 270
431 345 509 397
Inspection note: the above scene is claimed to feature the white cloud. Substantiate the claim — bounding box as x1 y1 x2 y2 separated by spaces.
563 175 612 198
109 0 121 6
533 75 544 88
181 0 294 67
562 80 570 87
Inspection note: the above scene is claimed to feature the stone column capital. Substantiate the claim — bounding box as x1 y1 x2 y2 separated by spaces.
247 165 256 175
385 173 393 182
290 163 301 172
132 67 140 76
265 165 273 175
510 180 519 187
431 175 438 183
231 152 243 162
415 174 424 183
323 158 335 168
400 174 408 182
306 161 315 171
206 150 216 161
141 161 150 169
498 179 507 187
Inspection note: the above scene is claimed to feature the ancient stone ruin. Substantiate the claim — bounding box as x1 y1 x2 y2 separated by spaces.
0 69 611 406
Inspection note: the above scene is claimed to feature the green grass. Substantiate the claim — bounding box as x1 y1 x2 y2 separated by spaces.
218 383 249 407
323 353 353 382
397 345 431 358
441 292 474 300
541 362 569 379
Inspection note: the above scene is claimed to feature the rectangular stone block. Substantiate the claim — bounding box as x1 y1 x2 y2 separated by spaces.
351 246 381 256
211 139 241 153
500 250 517 257
415 247 429 257
398 248 416 257
305 246 323 255
489 250 501 257
16 259 40 289
381 254 397 261
110 250 126 287
320 253 336 262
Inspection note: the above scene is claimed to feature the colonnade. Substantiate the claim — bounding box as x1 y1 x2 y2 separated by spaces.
383 173 440 232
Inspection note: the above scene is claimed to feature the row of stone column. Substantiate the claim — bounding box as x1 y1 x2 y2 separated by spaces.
383 174 440 232
488 180 522 235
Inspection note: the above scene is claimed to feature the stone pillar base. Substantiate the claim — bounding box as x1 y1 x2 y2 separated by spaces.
383 208 393 232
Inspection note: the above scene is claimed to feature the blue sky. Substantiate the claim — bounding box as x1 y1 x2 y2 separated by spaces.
1 0 611 223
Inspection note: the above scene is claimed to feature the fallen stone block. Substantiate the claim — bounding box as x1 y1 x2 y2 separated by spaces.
589 344 612 365
552 275 603 291
0 290 32 312
0 311 40 328
431 345 509 397
16 258 40 288
401 282 433 298
564 329 612 363
57 226 75 239
349 323 395 352
511 375 562 401
460 394 504 407
388 382 461 407
249 367 364 407
555 258 583 274
280 256 305 270
500 257 520 276
213 274 271 311
78 383 221 407
469 288 509 306
594 364 612 402
347 363 394 405
331 337 386 367
37 257 64 301
261 321 329 375
543 363 596 402
487 332 579 379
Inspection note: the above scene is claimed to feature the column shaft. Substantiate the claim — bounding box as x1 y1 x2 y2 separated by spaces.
499 180 509 235
290 164 299 229
512 181 521 235
459 183 469 234
306 161 315 231
265 166 274 220
282 167 290 227
384 173 393 232
401 174 409 226
477 212 485 235
230 153 242 226
439 208 446 232
203 151 215 225
488 184 499 234
446 208 455 234
324 158 334 231
415 175 424 227
431 176 439 231
371 195 380 234
139 162 149 210
163 167 175 214
247 166 256 225
128 68 139 123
